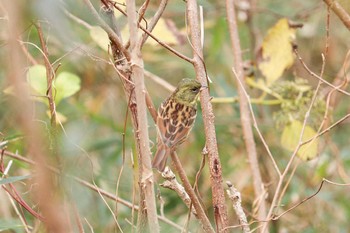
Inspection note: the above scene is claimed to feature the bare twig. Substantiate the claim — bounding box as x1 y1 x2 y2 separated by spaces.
223 178 350 231
145 90 158 123
34 22 59 161
294 47 350 96
225 0 267 224
140 0 168 46
160 167 197 216
114 88 134 231
137 0 150 24
19 38 38 65
112 2 193 63
82 0 131 61
2 150 184 231
323 0 350 30
322 50 350 113
62 7 92 30
301 113 350 146
232 68 281 177
262 16 331 231
273 178 350 220
1 155 44 224
170 151 215 233
144 70 175 92
72 204 84 233
226 182 250 233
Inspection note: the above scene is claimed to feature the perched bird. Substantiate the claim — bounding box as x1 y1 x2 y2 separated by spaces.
152 78 204 172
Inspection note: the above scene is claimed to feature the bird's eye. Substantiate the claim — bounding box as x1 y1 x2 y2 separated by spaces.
190 87 199 92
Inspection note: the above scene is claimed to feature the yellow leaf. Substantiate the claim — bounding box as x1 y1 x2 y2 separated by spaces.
148 18 178 45
258 18 296 85
90 26 110 51
281 120 318 161
121 18 178 46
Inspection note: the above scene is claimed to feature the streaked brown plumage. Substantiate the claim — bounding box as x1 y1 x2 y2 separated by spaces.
152 79 203 172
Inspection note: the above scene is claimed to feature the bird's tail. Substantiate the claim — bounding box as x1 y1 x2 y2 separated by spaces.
152 143 169 172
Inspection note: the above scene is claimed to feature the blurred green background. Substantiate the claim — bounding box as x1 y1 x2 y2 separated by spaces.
1 0 350 232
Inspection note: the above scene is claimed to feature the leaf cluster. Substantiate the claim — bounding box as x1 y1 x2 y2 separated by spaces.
271 78 326 129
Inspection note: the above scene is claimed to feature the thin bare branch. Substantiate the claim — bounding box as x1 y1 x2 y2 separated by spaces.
226 182 250 233
34 22 57 127
170 151 215 233
144 70 176 92
62 7 92 30
274 178 350 220
262 19 330 231
294 47 350 96
231 68 281 177
2 150 184 231
141 0 168 46
112 3 193 63
160 168 197 216
82 0 131 61
225 0 267 224
301 113 350 146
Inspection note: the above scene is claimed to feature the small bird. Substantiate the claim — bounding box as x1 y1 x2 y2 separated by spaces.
152 78 204 172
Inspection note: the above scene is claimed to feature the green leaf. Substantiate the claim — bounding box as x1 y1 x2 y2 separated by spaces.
281 120 319 161
0 175 32 185
27 65 47 96
27 66 81 105
54 72 81 104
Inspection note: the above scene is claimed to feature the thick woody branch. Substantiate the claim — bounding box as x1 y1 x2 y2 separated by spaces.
186 0 229 232
126 0 159 232
323 0 350 31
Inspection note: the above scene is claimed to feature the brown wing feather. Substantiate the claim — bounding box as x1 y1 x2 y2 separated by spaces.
157 99 197 149
152 97 197 171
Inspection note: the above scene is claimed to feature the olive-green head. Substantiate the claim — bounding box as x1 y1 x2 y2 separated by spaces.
172 79 203 106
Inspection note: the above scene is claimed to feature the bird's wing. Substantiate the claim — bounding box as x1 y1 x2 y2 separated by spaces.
157 100 196 148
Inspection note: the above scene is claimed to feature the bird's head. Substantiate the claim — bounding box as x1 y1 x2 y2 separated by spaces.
173 79 204 106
